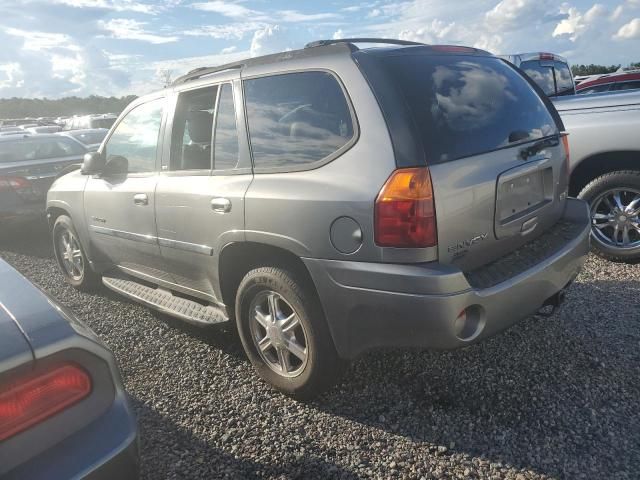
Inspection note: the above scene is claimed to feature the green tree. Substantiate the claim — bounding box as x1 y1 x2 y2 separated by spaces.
571 64 620 76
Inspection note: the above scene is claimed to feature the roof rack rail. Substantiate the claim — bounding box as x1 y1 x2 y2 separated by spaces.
305 38 426 49
172 64 243 86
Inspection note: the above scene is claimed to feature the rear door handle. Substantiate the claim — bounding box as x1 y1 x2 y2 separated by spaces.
133 193 148 206
211 197 232 213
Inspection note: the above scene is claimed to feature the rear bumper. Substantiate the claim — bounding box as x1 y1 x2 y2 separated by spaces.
304 198 591 359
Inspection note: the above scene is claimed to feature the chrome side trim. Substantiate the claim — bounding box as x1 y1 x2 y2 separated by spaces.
90 225 157 245
158 237 213 256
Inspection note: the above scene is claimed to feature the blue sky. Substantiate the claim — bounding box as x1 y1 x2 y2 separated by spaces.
1 0 639 98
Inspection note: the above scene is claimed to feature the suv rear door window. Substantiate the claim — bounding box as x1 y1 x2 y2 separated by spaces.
213 84 240 170
244 71 355 169
382 55 557 164
170 86 218 171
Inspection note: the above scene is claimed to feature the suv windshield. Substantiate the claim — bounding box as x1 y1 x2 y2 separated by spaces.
380 54 558 164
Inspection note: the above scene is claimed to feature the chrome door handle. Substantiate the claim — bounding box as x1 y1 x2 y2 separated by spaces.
211 197 231 213
133 193 148 206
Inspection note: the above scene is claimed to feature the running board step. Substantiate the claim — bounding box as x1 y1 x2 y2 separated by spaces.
102 275 228 326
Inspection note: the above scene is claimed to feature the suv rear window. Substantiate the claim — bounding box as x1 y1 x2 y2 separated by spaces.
520 60 574 96
244 71 355 170
380 55 558 164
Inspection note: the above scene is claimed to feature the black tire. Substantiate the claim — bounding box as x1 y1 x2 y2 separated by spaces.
578 170 640 262
52 215 101 291
235 266 346 400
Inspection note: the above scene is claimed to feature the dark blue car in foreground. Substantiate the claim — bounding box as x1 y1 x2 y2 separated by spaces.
0 259 138 479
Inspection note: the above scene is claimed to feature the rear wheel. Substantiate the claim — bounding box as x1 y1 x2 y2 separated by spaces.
235 267 346 400
578 170 640 262
52 215 101 290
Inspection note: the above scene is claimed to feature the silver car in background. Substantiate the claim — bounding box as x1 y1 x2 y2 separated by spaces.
47 39 590 399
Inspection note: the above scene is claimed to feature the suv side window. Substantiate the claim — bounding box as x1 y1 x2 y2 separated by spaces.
105 98 164 173
244 71 354 170
213 84 240 170
170 86 218 171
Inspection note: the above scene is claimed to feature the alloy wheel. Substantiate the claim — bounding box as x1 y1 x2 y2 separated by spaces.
56 228 84 281
590 188 640 249
249 291 309 378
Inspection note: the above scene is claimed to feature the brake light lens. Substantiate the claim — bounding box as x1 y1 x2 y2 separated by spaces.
375 167 437 248
539 53 554 60
430 45 477 53
0 176 31 192
0 364 91 442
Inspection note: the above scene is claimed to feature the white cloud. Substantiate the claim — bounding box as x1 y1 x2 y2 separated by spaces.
5 28 78 52
553 4 608 41
398 19 458 44
49 0 159 14
332 29 344 40
614 17 640 39
220 45 236 54
249 25 291 57
184 22 263 40
277 10 339 22
0 63 24 89
99 18 179 43
191 1 260 18
485 0 556 31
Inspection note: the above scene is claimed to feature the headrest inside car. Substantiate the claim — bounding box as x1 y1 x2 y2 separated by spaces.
186 110 213 144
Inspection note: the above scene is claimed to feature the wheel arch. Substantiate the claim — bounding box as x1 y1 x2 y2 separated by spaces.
218 242 317 320
570 150 640 196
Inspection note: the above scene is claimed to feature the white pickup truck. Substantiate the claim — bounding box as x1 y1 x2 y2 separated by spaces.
553 90 640 261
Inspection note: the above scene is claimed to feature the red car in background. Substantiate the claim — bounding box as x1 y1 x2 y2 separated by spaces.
576 70 640 94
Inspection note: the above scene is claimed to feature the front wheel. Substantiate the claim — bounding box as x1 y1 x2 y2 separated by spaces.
578 170 640 262
52 215 101 291
235 267 346 400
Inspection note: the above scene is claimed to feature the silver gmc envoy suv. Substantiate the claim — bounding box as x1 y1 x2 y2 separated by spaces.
47 39 591 399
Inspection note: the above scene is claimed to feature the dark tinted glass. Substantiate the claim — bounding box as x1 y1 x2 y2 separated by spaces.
615 81 640 91
213 84 240 170
244 72 354 169
385 55 557 164
553 61 574 94
520 60 555 95
170 86 217 171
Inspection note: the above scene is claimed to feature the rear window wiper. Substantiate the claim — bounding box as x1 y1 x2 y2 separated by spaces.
519 135 559 160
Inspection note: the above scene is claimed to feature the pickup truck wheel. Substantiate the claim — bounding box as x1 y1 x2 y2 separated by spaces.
578 170 640 262
52 215 101 291
235 267 346 400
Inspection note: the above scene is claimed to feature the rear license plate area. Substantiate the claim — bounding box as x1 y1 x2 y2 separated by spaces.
497 168 551 224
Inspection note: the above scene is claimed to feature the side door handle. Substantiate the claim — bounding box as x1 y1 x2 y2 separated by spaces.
133 193 149 206
211 197 232 213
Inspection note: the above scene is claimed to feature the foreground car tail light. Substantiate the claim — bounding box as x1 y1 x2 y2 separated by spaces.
0 176 31 193
375 167 437 248
0 364 91 442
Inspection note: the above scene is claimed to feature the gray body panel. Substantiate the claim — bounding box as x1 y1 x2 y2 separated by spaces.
0 259 138 479
552 90 640 172
47 42 589 357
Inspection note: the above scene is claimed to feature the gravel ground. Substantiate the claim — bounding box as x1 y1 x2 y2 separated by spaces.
1 220 639 480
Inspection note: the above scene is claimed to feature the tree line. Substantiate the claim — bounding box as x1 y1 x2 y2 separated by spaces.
0 95 138 119
571 62 640 76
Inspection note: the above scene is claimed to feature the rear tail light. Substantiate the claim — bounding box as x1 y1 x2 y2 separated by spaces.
539 53 554 60
0 176 31 193
0 364 91 441
375 167 437 248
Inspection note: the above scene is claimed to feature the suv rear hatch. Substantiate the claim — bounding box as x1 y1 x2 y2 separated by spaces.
355 48 569 271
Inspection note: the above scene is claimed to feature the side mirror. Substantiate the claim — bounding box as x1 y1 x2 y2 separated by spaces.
81 151 106 175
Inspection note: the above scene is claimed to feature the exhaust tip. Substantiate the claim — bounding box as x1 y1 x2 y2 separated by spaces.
454 305 485 341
